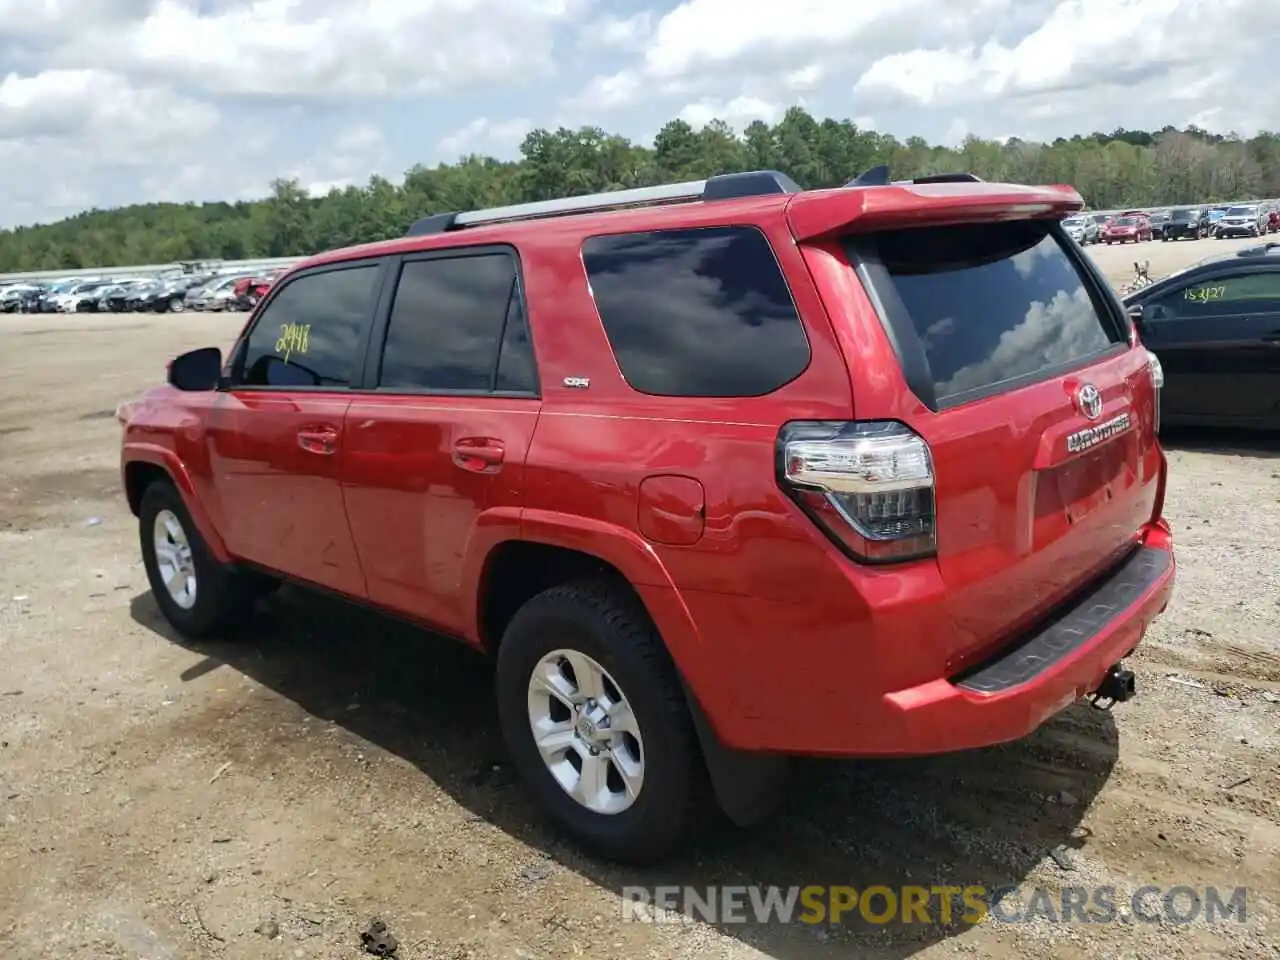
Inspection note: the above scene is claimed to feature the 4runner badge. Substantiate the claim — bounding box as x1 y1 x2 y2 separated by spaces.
1066 413 1131 453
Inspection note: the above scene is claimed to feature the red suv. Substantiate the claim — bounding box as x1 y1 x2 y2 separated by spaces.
118 169 1175 863
1101 215 1151 243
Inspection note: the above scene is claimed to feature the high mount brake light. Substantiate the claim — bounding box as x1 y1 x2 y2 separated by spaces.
779 421 936 563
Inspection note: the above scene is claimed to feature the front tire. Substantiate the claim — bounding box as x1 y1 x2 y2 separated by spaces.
139 481 272 639
496 579 703 864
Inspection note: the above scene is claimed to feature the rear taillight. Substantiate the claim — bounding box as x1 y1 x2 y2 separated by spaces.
1146 349 1164 432
778 420 935 563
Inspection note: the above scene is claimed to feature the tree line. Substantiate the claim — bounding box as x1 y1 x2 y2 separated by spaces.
3 107 1279 273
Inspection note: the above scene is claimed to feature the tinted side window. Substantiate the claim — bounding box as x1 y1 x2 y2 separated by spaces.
495 285 538 393
866 221 1122 402
1146 271 1280 321
582 226 810 397
238 265 379 388
380 252 535 393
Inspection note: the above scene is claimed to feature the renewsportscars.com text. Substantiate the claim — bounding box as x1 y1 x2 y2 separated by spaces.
620 884 1248 926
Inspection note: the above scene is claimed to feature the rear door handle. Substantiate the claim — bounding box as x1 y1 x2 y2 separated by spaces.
297 426 339 455
452 437 505 472
1262 331 1280 344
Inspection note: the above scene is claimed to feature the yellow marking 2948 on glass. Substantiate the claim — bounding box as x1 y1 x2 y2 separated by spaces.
275 322 311 363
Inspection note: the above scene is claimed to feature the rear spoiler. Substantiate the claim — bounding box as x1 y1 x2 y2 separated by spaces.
785 182 1084 242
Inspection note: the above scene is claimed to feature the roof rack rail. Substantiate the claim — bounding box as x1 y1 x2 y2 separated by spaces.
403 169 801 237
844 166 983 188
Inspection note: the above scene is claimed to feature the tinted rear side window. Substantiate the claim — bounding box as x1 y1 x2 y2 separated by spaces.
379 251 536 394
866 221 1122 403
582 226 809 397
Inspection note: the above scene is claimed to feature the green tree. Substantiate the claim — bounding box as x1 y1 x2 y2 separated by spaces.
1 109 1277 272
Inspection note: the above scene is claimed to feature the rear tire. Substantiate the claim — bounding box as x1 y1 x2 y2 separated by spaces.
495 578 703 864
139 481 273 640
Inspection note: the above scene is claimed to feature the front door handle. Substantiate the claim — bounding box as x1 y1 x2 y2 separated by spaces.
297 426 339 455
452 437 505 472
1262 331 1280 344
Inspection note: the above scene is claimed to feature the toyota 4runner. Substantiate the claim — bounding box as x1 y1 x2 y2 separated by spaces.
118 168 1175 863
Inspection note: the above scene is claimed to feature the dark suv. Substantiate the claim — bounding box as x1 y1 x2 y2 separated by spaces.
118 169 1175 863
1161 207 1208 241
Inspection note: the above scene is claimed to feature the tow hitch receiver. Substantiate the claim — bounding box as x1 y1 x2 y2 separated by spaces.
1091 664 1137 711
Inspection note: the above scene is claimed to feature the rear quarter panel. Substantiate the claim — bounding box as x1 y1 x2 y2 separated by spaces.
513 210 858 723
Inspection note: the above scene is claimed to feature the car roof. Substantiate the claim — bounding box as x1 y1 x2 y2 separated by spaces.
1233 241 1280 258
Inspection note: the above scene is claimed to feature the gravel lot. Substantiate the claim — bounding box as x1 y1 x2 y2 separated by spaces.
1 234 1277 960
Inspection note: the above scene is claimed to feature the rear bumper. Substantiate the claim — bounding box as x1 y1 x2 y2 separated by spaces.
874 538 1173 755
685 524 1174 758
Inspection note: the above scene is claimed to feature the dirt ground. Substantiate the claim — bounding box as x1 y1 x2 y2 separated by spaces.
1 234 1277 960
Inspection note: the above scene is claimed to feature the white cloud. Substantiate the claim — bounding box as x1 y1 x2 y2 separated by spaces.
30 0 588 100
853 0 1280 134
1 0 1277 232
579 11 655 51
574 0 1010 111
678 97 785 130
436 117 533 158
0 69 216 145
568 71 644 111
640 0 934 80
783 64 825 94
0 0 577 227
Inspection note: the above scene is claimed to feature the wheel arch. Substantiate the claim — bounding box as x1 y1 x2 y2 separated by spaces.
122 445 232 563
472 518 790 828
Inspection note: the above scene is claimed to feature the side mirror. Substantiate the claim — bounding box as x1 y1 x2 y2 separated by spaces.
167 346 224 391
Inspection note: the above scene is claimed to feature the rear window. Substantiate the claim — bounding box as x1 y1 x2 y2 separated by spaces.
582 226 810 397
863 220 1123 404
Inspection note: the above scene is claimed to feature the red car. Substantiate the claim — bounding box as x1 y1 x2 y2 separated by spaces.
231 270 283 310
117 170 1175 863
1101 215 1151 243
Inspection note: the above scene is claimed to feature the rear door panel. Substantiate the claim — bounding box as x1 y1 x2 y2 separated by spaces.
801 216 1161 670
915 347 1160 670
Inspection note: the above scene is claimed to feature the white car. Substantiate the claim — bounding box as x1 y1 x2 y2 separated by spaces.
188 275 250 311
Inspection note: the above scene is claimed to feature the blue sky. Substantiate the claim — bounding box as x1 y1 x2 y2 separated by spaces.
0 0 1276 228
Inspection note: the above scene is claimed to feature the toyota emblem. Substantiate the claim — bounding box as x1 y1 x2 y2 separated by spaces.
1076 383 1103 420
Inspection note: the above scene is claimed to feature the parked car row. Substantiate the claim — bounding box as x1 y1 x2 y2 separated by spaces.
1061 201 1280 248
0 268 284 315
